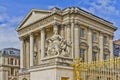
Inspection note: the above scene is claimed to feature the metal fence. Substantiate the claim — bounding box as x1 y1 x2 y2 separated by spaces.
72 58 120 80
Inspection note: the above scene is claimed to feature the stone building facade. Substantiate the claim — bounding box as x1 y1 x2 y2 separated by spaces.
113 39 120 57
0 48 20 80
16 7 116 80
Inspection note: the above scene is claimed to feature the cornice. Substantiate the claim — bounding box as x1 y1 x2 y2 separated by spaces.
17 7 117 34
62 7 117 31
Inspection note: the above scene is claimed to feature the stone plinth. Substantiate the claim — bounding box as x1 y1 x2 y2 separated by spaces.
29 56 73 80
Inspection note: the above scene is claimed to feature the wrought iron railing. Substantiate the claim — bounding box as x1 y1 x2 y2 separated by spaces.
72 57 120 80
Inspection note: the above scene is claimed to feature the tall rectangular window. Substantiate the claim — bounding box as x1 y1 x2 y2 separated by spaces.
80 28 85 38
92 52 97 61
11 68 14 75
92 32 97 42
11 58 14 65
80 49 85 62
103 36 107 44
103 54 107 60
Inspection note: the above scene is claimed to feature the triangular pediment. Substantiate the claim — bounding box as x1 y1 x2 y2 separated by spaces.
16 9 51 30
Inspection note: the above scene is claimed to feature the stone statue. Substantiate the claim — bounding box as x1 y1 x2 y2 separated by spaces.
46 30 71 57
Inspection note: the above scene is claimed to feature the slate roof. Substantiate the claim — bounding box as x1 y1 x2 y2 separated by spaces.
0 48 20 58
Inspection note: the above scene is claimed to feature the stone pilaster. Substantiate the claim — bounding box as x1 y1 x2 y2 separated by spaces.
20 37 24 69
53 22 58 34
99 32 103 61
30 33 34 66
109 36 113 59
41 28 45 59
60 24 64 37
87 28 92 62
66 23 71 42
74 23 80 59
71 21 74 58
26 38 30 68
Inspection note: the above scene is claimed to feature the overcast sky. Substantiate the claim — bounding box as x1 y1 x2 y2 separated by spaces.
0 0 120 49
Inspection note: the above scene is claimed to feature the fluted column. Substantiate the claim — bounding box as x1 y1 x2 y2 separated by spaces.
41 28 45 59
99 32 103 61
88 28 92 62
20 37 24 69
109 36 113 59
30 33 34 66
74 23 80 59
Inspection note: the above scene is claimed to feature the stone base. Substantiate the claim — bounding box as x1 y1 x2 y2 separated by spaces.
29 56 73 80
30 65 73 80
19 56 74 80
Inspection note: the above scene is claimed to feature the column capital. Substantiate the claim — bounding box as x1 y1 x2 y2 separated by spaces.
53 21 60 26
63 22 71 26
40 27 45 31
99 32 104 38
19 37 27 42
109 35 114 40
29 32 34 36
19 37 24 40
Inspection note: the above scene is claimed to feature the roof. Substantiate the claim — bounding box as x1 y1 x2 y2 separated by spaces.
0 48 20 58
114 39 120 45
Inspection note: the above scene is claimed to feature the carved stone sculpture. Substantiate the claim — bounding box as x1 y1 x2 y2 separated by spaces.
46 30 71 57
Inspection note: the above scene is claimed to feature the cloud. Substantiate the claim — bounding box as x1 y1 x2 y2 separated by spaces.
79 0 120 40
0 6 23 49
0 25 20 49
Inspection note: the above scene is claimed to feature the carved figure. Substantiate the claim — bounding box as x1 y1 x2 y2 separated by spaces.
46 30 71 57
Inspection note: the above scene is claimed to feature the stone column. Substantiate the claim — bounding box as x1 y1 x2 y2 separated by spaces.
99 32 103 61
20 37 24 69
87 28 92 62
74 23 80 59
66 23 71 42
71 21 74 58
109 36 113 59
41 28 45 59
66 23 71 57
30 33 34 66
60 24 64 37
53 23 58 33
26 38 30 68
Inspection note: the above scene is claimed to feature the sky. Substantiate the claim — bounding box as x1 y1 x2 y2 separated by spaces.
0 0 120 49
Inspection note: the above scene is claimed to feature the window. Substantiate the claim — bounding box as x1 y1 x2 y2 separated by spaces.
11 58 14 65
103 36 107 45
80 49 85 62
103 54 108 60
11 68 14 75
92 52 97 61
92 32 97 42
80 28 85 38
